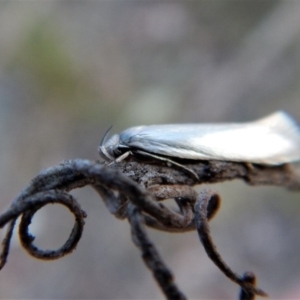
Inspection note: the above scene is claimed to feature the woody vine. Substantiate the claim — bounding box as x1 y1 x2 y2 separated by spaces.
0 157 299 299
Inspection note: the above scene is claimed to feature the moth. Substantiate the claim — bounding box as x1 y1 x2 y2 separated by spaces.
99 111 300 177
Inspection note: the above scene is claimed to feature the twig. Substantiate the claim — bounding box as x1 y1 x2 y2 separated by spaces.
128 203 187 300
195 189 268 297
239 272 257 300
112 158 300 190
0 157 298 298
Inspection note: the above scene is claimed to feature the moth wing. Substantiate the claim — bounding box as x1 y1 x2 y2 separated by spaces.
190 112 300 164
120 111 300 165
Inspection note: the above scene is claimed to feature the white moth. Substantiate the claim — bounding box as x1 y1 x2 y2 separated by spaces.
99 111 300 168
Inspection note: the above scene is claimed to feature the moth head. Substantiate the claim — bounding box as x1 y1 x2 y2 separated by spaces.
98 128 120 161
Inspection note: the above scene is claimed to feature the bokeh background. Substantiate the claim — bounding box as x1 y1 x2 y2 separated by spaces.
0 1 300 299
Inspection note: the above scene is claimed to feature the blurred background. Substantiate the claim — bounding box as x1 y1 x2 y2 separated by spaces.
0 1 300 299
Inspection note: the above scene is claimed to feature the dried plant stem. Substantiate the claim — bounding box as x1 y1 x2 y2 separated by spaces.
0 157 298 298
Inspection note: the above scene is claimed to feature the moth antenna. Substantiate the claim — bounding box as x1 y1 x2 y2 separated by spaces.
100 125 113 147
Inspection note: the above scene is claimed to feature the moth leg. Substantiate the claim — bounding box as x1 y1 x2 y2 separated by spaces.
245 162 255 170
108 151 132 165
134 150 199 180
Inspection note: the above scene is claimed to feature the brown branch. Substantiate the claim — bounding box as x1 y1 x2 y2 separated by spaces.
239 272 257 300
127 203 187 300
195 189 268 298
0 157 298 298
112 157 300 190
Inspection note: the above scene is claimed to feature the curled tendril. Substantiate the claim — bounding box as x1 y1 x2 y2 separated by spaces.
19 190 86 260
0 159 150 268
0 157 295 298
0 189 86 264
195 190 268 298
